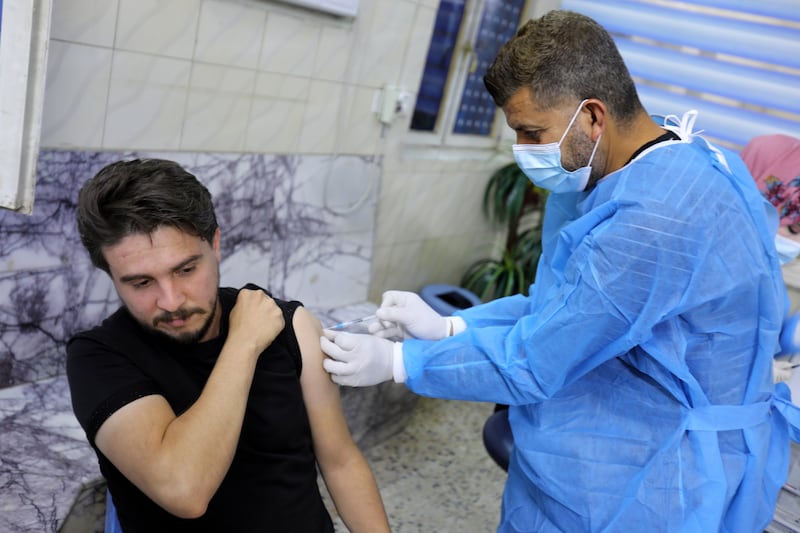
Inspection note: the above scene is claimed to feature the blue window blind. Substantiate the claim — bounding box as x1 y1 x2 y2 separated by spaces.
561 0 800 149
411 0 466 132
452 0 526 135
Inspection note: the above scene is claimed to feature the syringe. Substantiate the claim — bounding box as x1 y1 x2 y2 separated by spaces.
326 314 377 331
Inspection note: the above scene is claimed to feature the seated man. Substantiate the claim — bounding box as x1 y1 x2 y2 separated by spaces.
67 158 390 532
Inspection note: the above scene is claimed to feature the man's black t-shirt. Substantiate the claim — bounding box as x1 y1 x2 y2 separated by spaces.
66 285 334 532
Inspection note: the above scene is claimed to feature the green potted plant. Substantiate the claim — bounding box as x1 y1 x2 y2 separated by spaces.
461 162 547 301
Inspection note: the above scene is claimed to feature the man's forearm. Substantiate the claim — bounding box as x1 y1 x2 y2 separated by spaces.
321 451 391 533
142 338 260 517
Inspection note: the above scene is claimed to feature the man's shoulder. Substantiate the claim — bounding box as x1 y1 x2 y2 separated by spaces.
224 284 304 316
68 306 134 349
228 284 306 377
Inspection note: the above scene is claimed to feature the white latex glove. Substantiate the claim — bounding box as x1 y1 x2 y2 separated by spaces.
321 330 399 387
774 358 795 384
370 290 450 340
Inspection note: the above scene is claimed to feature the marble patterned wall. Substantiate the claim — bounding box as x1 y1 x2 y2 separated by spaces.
0 150 380 389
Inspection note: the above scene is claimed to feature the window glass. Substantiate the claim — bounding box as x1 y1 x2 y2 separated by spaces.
453 0 526 135
408 0 528 149
410 0 466 132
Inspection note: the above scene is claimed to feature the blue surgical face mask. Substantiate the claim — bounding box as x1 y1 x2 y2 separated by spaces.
512 99 601 193
775 233 800 264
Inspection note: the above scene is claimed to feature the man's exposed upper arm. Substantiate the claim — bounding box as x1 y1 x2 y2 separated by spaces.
294 308 355 460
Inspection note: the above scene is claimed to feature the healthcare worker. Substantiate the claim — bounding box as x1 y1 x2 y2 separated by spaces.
742 134 800 383
742 134 800 265
322 10 800 533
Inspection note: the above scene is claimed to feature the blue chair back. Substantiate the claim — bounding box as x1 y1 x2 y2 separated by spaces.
104 490 123 533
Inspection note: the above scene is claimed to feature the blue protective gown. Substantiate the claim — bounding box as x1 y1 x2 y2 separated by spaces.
402 121 800 532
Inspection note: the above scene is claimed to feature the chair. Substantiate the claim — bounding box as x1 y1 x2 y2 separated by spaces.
781 310 800 356
482 405 512 471
104 490 123 533
417 285 516 471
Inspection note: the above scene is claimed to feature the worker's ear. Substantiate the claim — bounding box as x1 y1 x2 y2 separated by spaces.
583 99 607 141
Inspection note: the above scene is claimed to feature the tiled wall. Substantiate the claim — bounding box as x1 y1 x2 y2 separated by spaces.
42 0 437 155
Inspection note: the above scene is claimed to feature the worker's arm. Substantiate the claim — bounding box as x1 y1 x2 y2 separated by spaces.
94 289 284 518
294 307 391 533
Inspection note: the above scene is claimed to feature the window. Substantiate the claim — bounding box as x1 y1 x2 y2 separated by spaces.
409 0 528 149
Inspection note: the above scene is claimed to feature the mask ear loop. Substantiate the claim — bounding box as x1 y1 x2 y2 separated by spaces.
560 99 602 170
587 133 602 166
558 99 590 145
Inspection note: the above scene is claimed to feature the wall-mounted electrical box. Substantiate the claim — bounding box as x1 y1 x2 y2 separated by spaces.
374 84 413 125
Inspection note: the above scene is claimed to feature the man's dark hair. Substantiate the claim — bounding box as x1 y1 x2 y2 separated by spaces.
484 10 643 126
77 158 218 273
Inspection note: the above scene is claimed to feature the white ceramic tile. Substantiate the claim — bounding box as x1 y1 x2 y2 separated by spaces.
244 99 305 153
254 72 310 101
403 171 457 239
313 24 355 82
383 240 425 292
135 150 188 170
384 171 445 244
260 12 320 77
115 0 201 59
245 72 311 153
375 169 413 244
181 64 256 152
195 0 266 69
190 62 257 93
40 42 112 148
49 0 118 46
345 0 377 85
429 173 486 238
368 244 392 301
299 80 343 153
356 0 416 87
337 85 383 154
103 51 191 150
399 5 436 91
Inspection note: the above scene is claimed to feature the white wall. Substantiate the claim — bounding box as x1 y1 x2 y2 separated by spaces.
42 0 431 155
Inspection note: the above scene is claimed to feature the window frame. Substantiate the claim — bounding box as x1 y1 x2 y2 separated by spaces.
405 0 533 152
